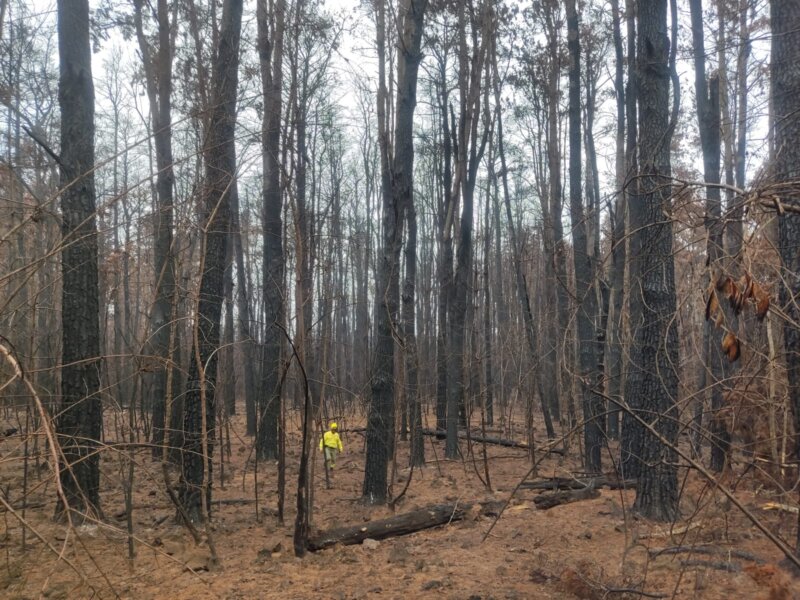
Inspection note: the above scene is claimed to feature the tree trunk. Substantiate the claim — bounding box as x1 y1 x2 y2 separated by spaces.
545 3 570 427
220 238 236 415
689 0 728 472
364 0 428 502
308 502 482 551
771 0 800 554
483 154 494 428
404 196 424 466
606 0 627 440
729 0 749 254
363 0 394 504
132 0 177 458
566 0 601 473
55 0 102 519
256 0 286 461
446 2 490 458
620 0 640 475
435 57 453 433
230 182 257 435
180 0 243 522
625 0 680 522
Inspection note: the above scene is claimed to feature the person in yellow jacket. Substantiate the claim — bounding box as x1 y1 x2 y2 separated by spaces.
320 422 344 472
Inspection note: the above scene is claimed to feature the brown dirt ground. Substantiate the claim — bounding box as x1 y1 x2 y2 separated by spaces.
1 409 799 599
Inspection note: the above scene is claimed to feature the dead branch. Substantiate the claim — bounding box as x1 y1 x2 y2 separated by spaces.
421 428 565 455
521 475 636 491
533 486 601 510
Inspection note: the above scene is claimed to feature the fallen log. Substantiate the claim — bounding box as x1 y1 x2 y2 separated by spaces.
680 559 741 573
307 501 501 551
533 487 601 510
421 428 565 455
649 545 764 564
521 475 636 491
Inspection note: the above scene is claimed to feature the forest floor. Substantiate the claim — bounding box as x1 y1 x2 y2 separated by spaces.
1 408 799 599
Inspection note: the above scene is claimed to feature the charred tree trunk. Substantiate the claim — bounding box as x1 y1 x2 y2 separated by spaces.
308 502 481 551
729 0 749 257
364 0 428 502
231 182 257 435
404 200 424 467
132 0 177 458
55 0 102 519
689 0 728 472
545 3 570 426
446 2 490 458
436 52 453 434
220 239 236 415
180 0 243 522
771 0 800 553
483 155 494 427
363 0 394 504
566 0 601 472
625 0 679 522
620 0 641 472
256 0 286 461
606 0 626 440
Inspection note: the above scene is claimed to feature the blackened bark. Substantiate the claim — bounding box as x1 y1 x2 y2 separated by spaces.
256 0 285 460
483 164 494 427
436 65 453 433
230 185 257 435
566 0 601 473
364 0 428 502
620 0 641 473
772 0 800 518
55 0 102 519
395 0 426 467
404 201 424 466
492 182 508 415
356 227 370 396
133 0 177 458
606 0 626 440
729 0 749 256
363 0 393 504
221 238 235 415
446 2 490 458
625 0 679 522
689 0 728 471
308 503 478 550
545 3 570 426
180 0 243 522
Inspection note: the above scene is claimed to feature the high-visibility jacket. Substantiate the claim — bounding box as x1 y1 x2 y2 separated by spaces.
320 430 343 452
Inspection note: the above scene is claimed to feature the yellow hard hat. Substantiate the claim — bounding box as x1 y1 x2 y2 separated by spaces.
330 422 338 430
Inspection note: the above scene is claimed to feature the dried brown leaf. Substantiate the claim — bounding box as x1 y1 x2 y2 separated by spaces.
722 332 740 362
705 288 718 322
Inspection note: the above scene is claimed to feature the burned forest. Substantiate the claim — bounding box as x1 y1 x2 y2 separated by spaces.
2 0 800 597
